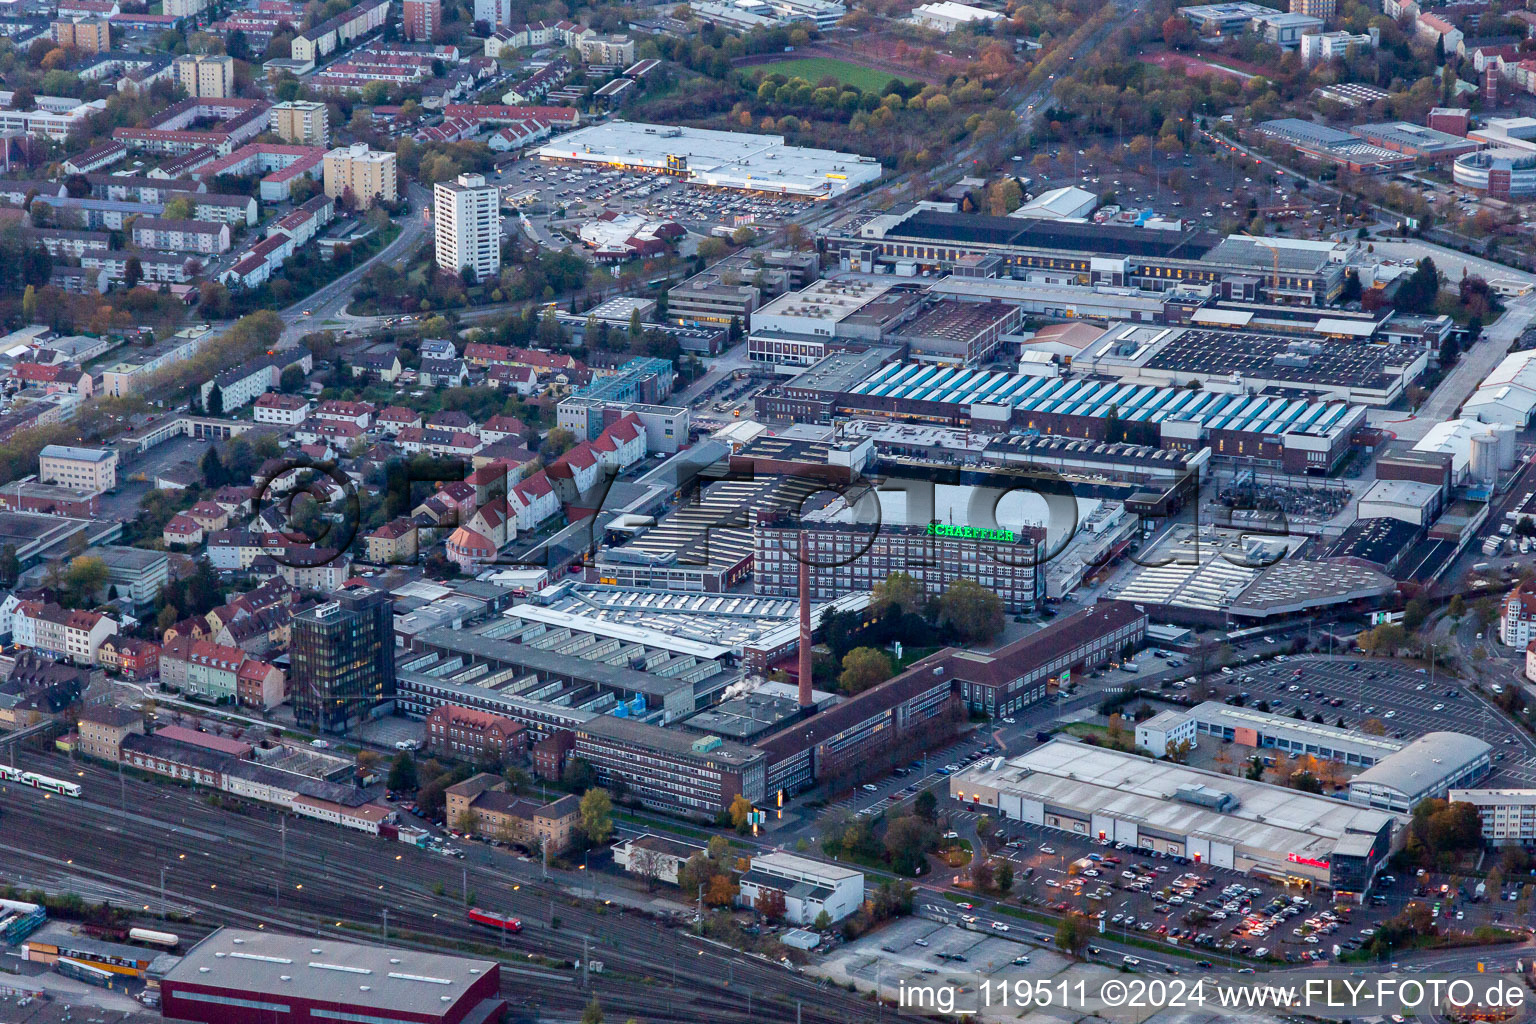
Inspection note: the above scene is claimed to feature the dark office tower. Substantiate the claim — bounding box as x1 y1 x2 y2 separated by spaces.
291 590 395 734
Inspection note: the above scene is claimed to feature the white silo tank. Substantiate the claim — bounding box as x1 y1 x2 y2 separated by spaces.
1471 432 1500 486
1492 422 1518 471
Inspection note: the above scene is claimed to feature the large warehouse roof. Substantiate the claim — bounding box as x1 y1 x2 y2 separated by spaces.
163 928 498 1018
958 742 1399 863
1348 732 1492 798
535 122 883 197
846 363 1362 439
880 207 1215 259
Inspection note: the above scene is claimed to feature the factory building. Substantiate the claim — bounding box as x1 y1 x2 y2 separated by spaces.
826 206 1349 305
158 928 503 1024
756 355 1368 474
1346 732 1492 813
954 742 1399 892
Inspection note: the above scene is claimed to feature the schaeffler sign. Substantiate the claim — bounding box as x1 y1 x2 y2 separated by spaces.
925 523 1018 543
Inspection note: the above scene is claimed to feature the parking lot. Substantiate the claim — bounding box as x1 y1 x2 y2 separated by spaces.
491 157 815 235
1193 656 1529 765
984 816 1373 968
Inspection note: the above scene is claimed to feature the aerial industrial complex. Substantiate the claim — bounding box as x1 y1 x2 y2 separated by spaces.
8 0 1536 1013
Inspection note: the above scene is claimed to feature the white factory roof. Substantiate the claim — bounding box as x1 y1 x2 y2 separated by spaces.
1451 788 1536 806
1462 349 1536 427
911 0 1002 22
1008 185 1097 221
1358 478 1441 511
536 122 883 197
957 742 1400 864
1186 700 1405 759
1349 733 1492 798
750 850 864 882
506 581 869 657
161 928 496 1016
753 277 894 324
1412 417 1485 473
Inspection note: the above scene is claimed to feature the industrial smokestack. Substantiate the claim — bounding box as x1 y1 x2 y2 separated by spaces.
798 531 813 711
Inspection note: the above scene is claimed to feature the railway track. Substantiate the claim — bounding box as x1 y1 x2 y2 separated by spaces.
0 753 885 1024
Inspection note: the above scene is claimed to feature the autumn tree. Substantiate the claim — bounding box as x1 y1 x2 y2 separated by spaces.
757 887 787 921
578 788 614 846
1056 912 1091 955
839 646 894 694
704 873 739 907
728 793 754 833
871 571 927 619
630 846 665 892
936 578 1004 643
987 178 1023 216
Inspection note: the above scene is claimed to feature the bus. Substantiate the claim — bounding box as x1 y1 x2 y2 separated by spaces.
466 908 522 933
0 764 83 798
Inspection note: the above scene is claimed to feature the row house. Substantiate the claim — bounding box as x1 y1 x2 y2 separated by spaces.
395 426 483 457
13 601 117 665
85 173 197 203
270 547 352 590
130 217 231 254
24 228 111 259
165 190 258 227
267 193 335 247
222 232 291 290
160 635 284 707
96 636 159 679
462 343 586 383
81 249 199 284
375 405 421 434
294 418 365 447
313 399 375 429
13 363 92 396
207 530 293 570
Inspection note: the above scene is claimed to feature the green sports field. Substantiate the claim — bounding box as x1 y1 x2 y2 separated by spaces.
755 57 913 91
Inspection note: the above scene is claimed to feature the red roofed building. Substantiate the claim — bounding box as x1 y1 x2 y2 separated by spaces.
376 405 422 434
480 413 530 445
314 398 376 427
253 392 308 426
14 362 93 396
443 103 579 126
163 512 205 547
510 469 558 530
426 704 528 761
446 525 497 571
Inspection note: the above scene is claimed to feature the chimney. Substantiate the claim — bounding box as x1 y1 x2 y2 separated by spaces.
797 531 813 710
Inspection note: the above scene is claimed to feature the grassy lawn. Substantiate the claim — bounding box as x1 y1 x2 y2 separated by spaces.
755 58 913 91
1063 723 1141 754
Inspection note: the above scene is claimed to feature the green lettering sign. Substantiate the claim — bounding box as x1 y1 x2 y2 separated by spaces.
924 523 1017 543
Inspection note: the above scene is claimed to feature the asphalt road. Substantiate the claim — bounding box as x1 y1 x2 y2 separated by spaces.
0 750 886 1024
278 182 433 348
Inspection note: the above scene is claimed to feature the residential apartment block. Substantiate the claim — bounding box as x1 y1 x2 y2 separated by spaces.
323 143 397 207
